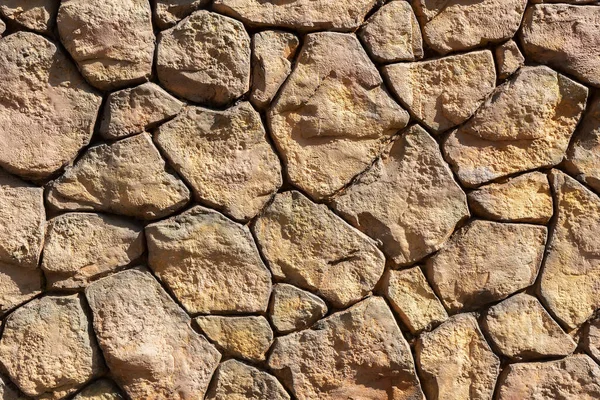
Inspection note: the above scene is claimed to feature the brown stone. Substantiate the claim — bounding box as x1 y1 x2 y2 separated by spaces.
73 380 124 400
584 318 600 364
154 0 209 30
0 0 58 33
495 40 525 79
0 263 42 317
269 283 328 334
0 20 5 37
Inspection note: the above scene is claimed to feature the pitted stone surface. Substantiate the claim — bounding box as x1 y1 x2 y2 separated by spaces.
0 0 59 33
154 0 209 29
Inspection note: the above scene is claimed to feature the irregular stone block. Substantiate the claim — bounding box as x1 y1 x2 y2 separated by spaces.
73 379 124 400
269 283 327 334
495 40 525 79
584 318 600 364
0 263 42 317
0 0 58 33
153 0 209 29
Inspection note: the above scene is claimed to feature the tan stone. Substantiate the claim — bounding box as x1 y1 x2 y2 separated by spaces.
0 263 42 317
416 313 500 400
155 102 282 221
0 32 101 180
85 269 221 400
444 66 588 187
253 191 385 308
383 51 496 133
73 380 124 400
495 40 525 79
0 295 104 400
269 283 328 334
268 32 409 199
0 20 5 37
0 375 25 400
268 296 424 400
157 10 250 106
154 0 209 29
584 318 600 363
425 220 547 312
46 133 190 220
467 172 553 224
0 0 58 33
146 206 272 314
332 125 469 266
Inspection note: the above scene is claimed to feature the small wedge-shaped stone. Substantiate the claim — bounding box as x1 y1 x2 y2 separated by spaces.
584 318 600 364
85 269 221 400
42 213 144 289
0 32 101 180
154 0 209 29
496 355 600 399
268 32 409 199
0 20 5 37
253 191 385 308
157 11 250 106
0 0 58 33
58 0 154 91
0 375 24 400
0 295 103 400
269 283 327 334
146 206 271 314
383 51 496 133
521 4 600 88
156 103 282 221
540 171 600 330
496 40 525 79
46 133 190 220
196 316 273 363
425 220 547 312
445 66 588 187
468 172 553 224
0 263 42 317
206 360 289 400
483 293 576 361
332 125 469 266
268 296 424 400
73 379 124 400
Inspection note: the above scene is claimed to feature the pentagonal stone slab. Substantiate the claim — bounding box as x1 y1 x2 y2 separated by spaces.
269 283 327 334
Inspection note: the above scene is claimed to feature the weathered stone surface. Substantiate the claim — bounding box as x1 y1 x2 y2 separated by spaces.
0 295 103 400
444 66 588 187
154 0 209 29
196 316 273 363
0 263 42 317
332 125 469 266
268 32 409 199
467 172 553 224
483 293 576 361
46 133 190 220
0 375 25 400
416 313 500 400
521 4 600 88
146 206 271 314
383 51 496 133
383 267 448 334
358 1 423 63
496 355 600 399
157 11 250 106
540 170 600 330
85 269 221 400
269 283 328 334
268 296 424 400
155 102 282 221
584 318 600 364
425 220 547 312
250 31 299 110
0 20 5 37
0 32 101 180
73 380 124 400
206 360 289 400
41 213 144 289
496 40 525 79
0 0 58 33
100 83 183 140
253 191 384 308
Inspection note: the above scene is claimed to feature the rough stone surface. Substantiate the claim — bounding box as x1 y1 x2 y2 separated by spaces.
584 318 600 364
0 375 24 400
0 0 58 33
154 0 209 30
496 40 525 79
146 206 272 314
0 20 5 37
269 283 328 334
0 263 42 317
253 191 385 308
332 124 469 266
73 380 124 400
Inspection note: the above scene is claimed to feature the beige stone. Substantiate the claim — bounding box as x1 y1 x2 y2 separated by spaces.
0 20 5 37
496 40 525 79
0 263 42 317
269 283 328 334
0 375 25 400
157 10 250 106
444 66 588 187
155 102 282 221
154 0 209 29
468 172 553 224
0 0 58 33
0 32 101 180
383 51 496 133
584 318 600 364
85 269 221 400
268 296 424 400
0 295 103 400
416 313 500 400
146 206 272 314
425 220 547 312
268 32 409 199
73 380 124 400
253 191 384 308
46 133 190 220
332 125 469 266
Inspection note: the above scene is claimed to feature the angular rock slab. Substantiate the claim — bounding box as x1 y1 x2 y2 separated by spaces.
0 0 59 33
269 283 328 334
0 295 104 400
0 32 101 180
444 66 588 187
0 263 42 317
0 20 4 37
154 0 210 29
584 318 600 364
268 296 424 400
383 51 496 133
85 269 221 400
268 32 409 199
425 220 547 312
46 133 190 220
73 379 124 400
57 0 154 91
253 191 385 308
496 40 525 79
332 124 469 266
156 102 282 221
146 206 272 314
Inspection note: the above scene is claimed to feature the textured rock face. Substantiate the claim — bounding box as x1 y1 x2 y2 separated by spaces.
0 375 23 400
73 380 124 400
0 263 42 316
154 0 209 29
0 0 58 33
495 40 525 79
269 283 327 334
585 318 600 364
